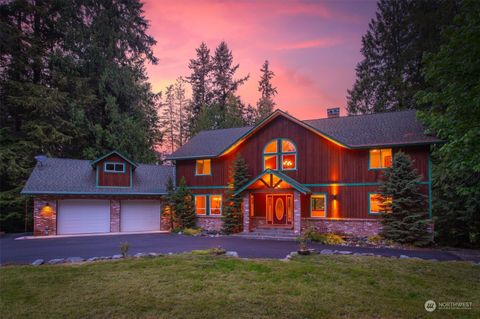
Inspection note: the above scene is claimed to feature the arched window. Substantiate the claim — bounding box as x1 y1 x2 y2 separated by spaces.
263 139 297 171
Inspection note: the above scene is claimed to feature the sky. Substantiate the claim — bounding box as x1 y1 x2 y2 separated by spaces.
142 0 378 120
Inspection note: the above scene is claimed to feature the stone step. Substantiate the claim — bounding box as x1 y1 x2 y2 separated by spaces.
234 233 297 241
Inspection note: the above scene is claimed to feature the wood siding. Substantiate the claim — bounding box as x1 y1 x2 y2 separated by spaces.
97 154 131 187
177 115 431 219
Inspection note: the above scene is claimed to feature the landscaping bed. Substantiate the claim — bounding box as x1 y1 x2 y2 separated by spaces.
1 253 479 318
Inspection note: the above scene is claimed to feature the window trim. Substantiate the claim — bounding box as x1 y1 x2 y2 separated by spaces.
262 138 297 171
195 159 212 176
194 195 207 216
208 194 223 216
104 162 126 174
368 148 393 170
310 193 328 218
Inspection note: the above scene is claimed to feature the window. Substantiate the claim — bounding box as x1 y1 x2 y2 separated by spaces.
311 194 327 218
196 159 211 175
104 162 125 173
263 139 297 171
209 195 222 215
369 193 392 214
195 195 207 215
369 149 392 169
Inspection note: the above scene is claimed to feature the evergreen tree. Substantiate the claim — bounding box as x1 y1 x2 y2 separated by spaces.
379 152 431 246
160 85 177 154
416 0 480 247
174 77 191 147
257 60 277 120
243 104 258 126
173 177 196 229
187 42 212 127
211 41 249 111
347 0 458 114
0 0 161 232
222 155 250 234
163 176 178 230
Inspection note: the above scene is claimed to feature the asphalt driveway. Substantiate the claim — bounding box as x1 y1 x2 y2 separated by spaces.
0 232 467 265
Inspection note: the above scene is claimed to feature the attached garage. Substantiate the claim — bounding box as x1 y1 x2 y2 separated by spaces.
57 199 110 235
120 200 161 232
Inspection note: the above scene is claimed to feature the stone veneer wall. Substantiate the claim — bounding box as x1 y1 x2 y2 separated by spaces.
242 193 250 233
301 218 382 237
110 199 120 232
197 217 223 232
33 198 57 236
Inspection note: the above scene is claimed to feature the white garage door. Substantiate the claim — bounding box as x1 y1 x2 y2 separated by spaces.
121 200 161 232
57 199 110 234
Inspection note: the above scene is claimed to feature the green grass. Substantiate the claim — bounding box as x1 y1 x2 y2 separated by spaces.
1 254 479 318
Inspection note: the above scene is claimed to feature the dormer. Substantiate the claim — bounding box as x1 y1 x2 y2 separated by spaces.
91 151 138 188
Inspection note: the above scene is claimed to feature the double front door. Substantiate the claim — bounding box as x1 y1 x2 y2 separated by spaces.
266 194 293 225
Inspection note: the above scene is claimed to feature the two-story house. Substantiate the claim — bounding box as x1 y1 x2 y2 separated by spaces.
23 109 439 237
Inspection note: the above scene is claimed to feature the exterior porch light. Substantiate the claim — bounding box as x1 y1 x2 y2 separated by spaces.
40 203 54 218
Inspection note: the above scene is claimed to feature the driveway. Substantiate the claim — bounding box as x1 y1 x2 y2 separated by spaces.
0 232 468 265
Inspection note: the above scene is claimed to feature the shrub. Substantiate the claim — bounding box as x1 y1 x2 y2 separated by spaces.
306 231 345 245
367 235 383 244
182 228 202 236
120 242 129 258
191 247 226 255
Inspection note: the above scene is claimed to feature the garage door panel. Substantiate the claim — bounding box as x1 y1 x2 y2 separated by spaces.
121 200 160 232
58 199 110 234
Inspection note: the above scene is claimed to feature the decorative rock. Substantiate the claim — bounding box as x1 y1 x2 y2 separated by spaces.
399 255 410 259
48 258 65 264
134 253 147 258
337 251 352 255
148 252 157 257
66 257 84 263
112 254 123 259
226 251 239 258
168 252 173 255
32 259 44 266
320 249 334 255
87 257 99 262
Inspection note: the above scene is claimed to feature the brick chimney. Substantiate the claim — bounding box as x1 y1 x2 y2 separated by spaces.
327 107 340 118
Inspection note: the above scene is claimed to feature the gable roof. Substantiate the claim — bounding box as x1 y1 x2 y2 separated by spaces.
90 150 138 168
167 109 440 160
234 169 311 196
21 158 173 196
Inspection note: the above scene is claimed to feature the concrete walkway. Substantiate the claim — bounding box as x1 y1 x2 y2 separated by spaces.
1 232 473 265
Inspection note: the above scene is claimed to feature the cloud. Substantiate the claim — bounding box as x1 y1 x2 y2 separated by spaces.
275 37 345 51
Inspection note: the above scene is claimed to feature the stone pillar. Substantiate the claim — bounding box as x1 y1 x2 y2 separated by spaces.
242 193 250 233
293 191 301 234
33 198 57 236
110 199 121 232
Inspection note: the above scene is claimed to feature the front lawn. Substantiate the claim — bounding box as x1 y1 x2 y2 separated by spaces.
1 254 478 318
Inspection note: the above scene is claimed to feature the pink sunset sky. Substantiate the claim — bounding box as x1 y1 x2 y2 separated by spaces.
142 0 377 120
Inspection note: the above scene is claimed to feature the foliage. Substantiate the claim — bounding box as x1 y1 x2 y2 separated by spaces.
379 152 431 246
296 232 309 251
347 0 458 114
367 235 384 245
182 228 202 236
191 247 226 255
303 228 346 245
120 242 129 258
416 0 480 247
173 177 196 229
256 60 277 120
163 177 178 230
222 155 250 234
0 0 161 232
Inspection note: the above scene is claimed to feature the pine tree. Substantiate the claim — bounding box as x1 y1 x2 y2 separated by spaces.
347 0 458 114
187 42 212 127
160 85 177 154
211 41 249 110
257 60 277 120
379 152 431 246
243 104 258 126
163 176 178 230
174 177 196 229
174 77 191 147
222 155 250 234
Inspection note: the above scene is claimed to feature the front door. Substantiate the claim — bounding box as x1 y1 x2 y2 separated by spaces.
266 194 293 225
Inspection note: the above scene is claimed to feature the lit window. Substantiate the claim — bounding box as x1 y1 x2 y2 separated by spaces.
263 139 297 171
209 195 222 215
369 149 392 169
369 193 392 214
104 162 125 173
196 159 211 175
311 194 327 218
195 195 207 215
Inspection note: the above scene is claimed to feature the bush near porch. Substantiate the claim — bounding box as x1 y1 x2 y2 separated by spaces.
1 254 479 318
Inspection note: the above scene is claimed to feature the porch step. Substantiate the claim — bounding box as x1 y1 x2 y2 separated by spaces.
234 229 298 241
